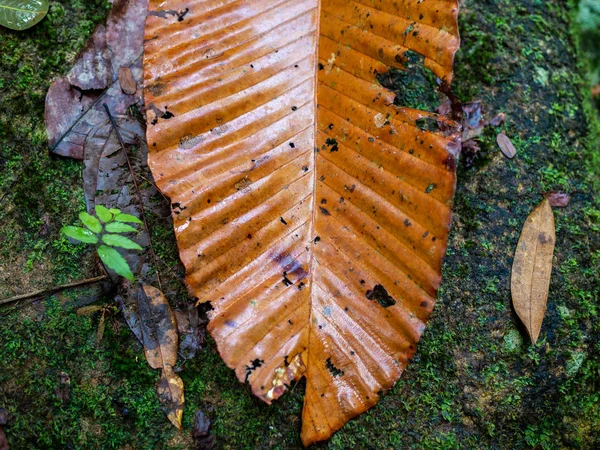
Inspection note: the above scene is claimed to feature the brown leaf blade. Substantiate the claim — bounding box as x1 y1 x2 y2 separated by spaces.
511 199 556 344
157 365 185 429
143 0 460 444
497 132 517 158
138 284 178 369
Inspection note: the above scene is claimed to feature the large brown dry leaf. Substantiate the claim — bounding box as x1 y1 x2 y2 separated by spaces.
45 0 147 159
511 199 556 344
143 0 460 444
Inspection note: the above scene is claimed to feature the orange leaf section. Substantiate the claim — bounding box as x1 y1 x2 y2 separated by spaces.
143 1 460 445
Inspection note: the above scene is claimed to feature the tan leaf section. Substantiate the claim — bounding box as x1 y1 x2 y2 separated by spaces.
143 0 460 445
157 365 185 429
511 199 556 344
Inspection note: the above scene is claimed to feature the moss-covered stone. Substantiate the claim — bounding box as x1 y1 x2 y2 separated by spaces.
0 0 598 449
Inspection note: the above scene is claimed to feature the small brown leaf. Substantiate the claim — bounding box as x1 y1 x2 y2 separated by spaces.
157 365 184 429
96 310 106 343
138 285 178 369
0 426 7 450
193 409 216 450
55 372 71 406
76 305 103 316
173 304 204 360
497 132 517 158
511 199 556 344
546 191 571 208
118 66 137 95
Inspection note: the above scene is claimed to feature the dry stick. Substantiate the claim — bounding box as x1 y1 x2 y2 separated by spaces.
103 103 163 291
0 275 108 307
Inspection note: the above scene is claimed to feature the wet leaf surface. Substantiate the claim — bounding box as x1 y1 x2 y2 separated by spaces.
511 199 556 344
0 0 48 31
143 0 461 444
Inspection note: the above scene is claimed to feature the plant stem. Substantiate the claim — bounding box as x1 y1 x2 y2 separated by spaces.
103 103 163 291
0 276 109 307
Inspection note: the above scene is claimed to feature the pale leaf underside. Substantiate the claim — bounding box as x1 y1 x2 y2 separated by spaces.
143 0 460 445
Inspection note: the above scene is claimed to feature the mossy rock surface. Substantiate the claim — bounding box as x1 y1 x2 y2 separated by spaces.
1 0 599 449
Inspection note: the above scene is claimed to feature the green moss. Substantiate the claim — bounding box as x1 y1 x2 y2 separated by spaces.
0 0 599 448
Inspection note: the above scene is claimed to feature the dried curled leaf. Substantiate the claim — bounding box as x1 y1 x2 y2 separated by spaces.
157 365 185 429
511 199 556 344
143 0 460 444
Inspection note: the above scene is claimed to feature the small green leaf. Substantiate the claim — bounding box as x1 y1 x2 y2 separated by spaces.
98 245 134 281
109 208 121 215
61 226 98 244
102 234 143 250
95 205 113 223
105 222 138 233
79 212 102 233
0 0 49 31
113 213 143 224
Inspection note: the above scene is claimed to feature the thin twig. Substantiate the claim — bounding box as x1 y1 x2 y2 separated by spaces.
0 275 109 307
103 103 163 291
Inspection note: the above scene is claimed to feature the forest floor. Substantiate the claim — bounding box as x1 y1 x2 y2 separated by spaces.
0 0 599 449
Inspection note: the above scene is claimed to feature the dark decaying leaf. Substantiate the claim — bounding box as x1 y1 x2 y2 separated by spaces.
54 372 71 406
45 0 147 159
511 199 556 344
116 294 143 343
193 410 216 450
173 304 204 360
497 132 517 158
157 365 185 429
0 427 7 450
143 0 460 444
0 408 7 426
546 191 571 208
137 284 178 369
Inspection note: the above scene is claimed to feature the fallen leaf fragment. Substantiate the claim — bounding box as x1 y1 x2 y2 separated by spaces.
0 408 7 426
119 67 137 95
193 410 216 450
157 365 184 429
511 199 556 344
55 372 71 406
0 427 7 450
546 191 571 208
497 132 517 158
44 0 147 159
173 304 204 360
137 284 178 369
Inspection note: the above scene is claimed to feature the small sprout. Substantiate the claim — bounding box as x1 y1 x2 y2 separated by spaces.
61 205 143 281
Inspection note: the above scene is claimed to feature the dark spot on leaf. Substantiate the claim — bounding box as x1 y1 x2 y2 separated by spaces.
325 137 339 152
244 358 264 383
319 207 330 215
326 357 344 377
280 217 288 225
366 284 396 308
